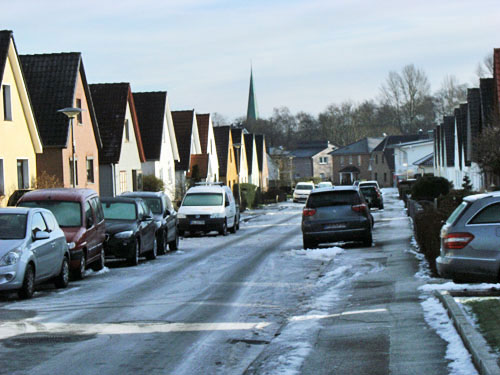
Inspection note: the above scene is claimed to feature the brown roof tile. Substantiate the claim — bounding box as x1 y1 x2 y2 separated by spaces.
172 110 195 171
196 114 210 154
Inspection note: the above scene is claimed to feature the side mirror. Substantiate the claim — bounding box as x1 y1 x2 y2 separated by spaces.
33 231 50 241
142 214 152 221
163 210 170 218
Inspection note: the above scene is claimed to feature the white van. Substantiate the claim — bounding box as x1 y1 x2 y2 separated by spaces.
293 182 315 203
178 184 240 236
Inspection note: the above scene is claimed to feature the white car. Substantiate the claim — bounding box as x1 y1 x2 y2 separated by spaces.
293 182 315 203
177 183 240 236
317 181 333 189
358 180 380 190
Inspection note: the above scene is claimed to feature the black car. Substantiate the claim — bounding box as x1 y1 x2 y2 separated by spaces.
302 186 373 248
101 197 158 266
121 191 179 253
359 185 384 209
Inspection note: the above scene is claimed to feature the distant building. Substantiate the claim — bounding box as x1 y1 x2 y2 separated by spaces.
290 141 336 182
247 67 258 125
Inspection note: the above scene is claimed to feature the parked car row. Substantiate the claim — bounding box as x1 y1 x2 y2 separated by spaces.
0 188 179 299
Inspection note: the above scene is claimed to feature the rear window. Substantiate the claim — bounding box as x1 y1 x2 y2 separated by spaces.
360 187 377 196
19 200 82 227
306 191 361 208
296 184 314 190
103 202 137 220
469 202 500 224
446 201 469 225
182 193 223 206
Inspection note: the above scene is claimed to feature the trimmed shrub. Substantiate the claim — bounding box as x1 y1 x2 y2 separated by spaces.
411 176 452 201
142 175 165 192
262 188 287 203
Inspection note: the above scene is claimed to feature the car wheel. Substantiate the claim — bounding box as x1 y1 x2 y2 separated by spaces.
362 232 373 247
72 252 87 280
229 220 237 234
379 204 384 210
54 257 70 288
178 230 185 237
146 237 158 260
236 216 240 230
157 230 167 255
303 237 316 249
219 220 227 236
19 264 35 299
128 239 140 266
169 230 179 251
91 248 105 271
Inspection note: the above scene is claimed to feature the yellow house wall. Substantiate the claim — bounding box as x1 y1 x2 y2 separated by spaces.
226 132 238 191
0 55 37 206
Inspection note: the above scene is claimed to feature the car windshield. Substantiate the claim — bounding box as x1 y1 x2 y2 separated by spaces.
18 201 81 227
182 193 223 206
296 184 314 190
142 198 162 214
306 191 361 208
0 213 27 239
103 202 137 220
446 201 469 225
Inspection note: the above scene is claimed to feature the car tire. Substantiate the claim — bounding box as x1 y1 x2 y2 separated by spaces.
19 264 35 299
303 237 317 249
229 219 237 234
128 238 140 266
54 257 70 289
146 237 158 260
379 204 384 210
72 252 86 280
219 221 227 236
158 231 167 255
236 217 240 230
178 230 185 237
169 230 179 251
362 232 373 247
91 248 105 271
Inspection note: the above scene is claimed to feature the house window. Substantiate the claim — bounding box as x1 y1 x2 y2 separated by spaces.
132 170 143 191
120 171 127 193
124 119 130 142
374 172 378 181
375 154 378 164
319 156 328 164
3 85 12 121
340 156 344 165
349 155 353 164
76 98 82 124
17 159 29 189
0 159 4 195
320 173 325 179
69 159 78 186
384 172 387 182
358 155 361 166
382 155 385 164
86 157 94 183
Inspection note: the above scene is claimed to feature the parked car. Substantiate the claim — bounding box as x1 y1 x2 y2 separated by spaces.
0 207 70 299
317 181 333 189
101 197 158 265
293 182 315 203
178 183 239 236
359 185 384 209
302 186 373 248
358 180 380 190
7 189 32 206
437 191 500 282
17 189 106 279
121 191 179 253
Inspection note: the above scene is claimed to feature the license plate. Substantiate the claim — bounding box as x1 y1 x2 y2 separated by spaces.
324 224 346 229
191 220 205 225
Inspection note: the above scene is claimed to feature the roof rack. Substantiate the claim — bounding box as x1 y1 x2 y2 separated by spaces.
194 182 225 186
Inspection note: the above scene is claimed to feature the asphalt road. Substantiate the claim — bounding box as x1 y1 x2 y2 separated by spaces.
0 190 450 375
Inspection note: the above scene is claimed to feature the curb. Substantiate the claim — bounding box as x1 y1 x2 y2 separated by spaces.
434 290 500 375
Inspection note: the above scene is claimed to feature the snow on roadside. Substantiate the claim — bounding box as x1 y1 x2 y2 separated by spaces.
85 266 110 277
421 297 478 375
420 282 500 293
288 246 344 261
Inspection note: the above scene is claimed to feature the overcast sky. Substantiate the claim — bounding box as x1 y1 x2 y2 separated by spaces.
2 0 500 121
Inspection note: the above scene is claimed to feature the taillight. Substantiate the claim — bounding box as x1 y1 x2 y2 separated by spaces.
303 208 317 217
443 232 474 249
352 204 367 213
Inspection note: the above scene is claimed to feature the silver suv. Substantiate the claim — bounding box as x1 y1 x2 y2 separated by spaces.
302 186 373 248
437 191 500 282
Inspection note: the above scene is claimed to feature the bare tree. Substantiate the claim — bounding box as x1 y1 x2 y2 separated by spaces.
434 75 468 118
211 112 228 126
380 64 432 133
476 53 494 78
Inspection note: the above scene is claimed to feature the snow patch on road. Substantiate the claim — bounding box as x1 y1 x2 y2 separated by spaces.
85 266 110 277
289 247 344 261
421 296 478 375
419 282 500 293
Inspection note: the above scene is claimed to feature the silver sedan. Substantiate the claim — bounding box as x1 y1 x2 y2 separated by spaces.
0 207 70 298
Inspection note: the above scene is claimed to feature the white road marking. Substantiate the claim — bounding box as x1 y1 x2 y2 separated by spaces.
289 308 387 322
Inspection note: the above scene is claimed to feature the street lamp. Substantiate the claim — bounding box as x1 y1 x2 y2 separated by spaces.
58 107 83 188
233 142 242 205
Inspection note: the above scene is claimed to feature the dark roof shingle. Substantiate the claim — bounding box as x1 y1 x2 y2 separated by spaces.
196 114 210 154
213 126 231 177
172 110 195 171
0 30 12 85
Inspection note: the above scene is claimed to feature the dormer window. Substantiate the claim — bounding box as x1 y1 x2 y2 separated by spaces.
124 119 130 142
76 98 82 124
3 85 12 121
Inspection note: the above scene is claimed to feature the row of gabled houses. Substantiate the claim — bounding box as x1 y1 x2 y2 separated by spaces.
0 30 269 207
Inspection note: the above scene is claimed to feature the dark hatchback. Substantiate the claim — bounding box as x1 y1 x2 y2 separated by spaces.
101 197 157 266
302 186 373 248
359 185 384 209
121 191 179 253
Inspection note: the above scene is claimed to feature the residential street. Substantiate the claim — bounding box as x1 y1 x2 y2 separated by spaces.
0 190 451 374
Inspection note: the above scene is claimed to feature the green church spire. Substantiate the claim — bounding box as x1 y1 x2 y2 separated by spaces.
247 67 258 124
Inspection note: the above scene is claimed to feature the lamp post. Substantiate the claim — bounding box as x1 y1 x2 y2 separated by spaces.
233 142 242 205
288 156 294 189
58 107 83 188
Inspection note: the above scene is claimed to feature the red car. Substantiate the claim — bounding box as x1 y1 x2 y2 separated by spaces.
17 188 106 279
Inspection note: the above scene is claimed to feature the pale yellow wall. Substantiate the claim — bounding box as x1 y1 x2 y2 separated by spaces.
0 47 38 206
